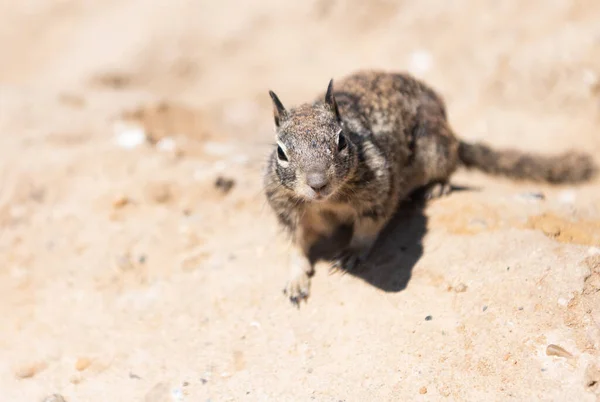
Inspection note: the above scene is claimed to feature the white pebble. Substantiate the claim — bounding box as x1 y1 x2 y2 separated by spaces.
557 297 568 306
408 50 433 76
250 321 261 328
113 121 147 149
558 190 576 204
582 69 598 87
156 137 177 153
171 387 184 401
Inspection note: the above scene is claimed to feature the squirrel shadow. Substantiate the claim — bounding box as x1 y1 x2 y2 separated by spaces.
314 184 471 293
351 195 428 292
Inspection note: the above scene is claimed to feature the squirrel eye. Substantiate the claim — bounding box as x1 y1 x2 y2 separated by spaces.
337 132 347 152
277 145 288 162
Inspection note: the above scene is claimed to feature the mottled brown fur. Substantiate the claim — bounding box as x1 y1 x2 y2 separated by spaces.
263 70 597 306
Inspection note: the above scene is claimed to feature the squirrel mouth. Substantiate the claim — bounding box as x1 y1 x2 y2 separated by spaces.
310 188 333 202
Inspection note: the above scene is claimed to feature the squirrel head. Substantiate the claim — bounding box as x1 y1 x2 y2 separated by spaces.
268 79 358 203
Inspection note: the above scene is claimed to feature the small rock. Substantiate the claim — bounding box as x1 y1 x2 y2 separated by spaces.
69 373 82 384
453 283 468 293
482 305 488 312
15 362 45 379
112 195 130 209
583 69 598 87
516 192 545 201
546 344 573 358
419 386 428 394
425 315 433 321
75 357 92 371
200 378 208 385
42 395 67 402
129 372 142 380
156 137 177 153
171 387 184 401
503 353 511 361
214 176 235 194
114 122 147 149
145 182 172 204
558 190 576 204
116 253 135 271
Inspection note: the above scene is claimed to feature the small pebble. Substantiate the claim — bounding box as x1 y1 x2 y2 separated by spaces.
200 378 208 385
171 388 184 401
15 362 44 379
558 190 576 204
116 254 135 271
75 357 92 371
503 353 511 361
518 307 524 311
214 176 235 194
112 195 130 209
419 386 428 394
156 137 177 153
114 122 147 149
145 182 172 204
138 255 147 264
42 395 67 402
69 373 82 384
482 305 488 312
516 192 545 201
453 283 468 293
129 372 142 380
425 315 433 321
546 344 573 358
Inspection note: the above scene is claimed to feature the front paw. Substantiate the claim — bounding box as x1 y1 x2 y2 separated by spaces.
331 251 365 273
283 271 311 307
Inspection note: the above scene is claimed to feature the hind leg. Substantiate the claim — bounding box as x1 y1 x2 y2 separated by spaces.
423 180 452 200
412 109 460 196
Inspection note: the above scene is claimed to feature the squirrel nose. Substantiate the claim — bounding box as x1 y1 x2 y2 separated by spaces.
306 172 329 192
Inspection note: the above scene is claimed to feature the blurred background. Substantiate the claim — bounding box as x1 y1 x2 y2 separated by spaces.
1 1 599 401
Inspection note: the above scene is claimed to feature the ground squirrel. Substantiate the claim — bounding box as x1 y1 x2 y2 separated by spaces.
263 70 597 306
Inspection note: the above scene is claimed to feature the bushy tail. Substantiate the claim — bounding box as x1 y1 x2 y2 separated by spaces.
458 141 597 184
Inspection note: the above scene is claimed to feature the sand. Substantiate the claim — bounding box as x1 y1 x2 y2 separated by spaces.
1 1 599 401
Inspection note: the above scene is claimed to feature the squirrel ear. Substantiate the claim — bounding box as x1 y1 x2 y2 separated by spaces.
324 79 341 122
269 90 287 127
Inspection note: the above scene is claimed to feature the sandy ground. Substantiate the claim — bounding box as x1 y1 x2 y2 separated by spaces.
1 1 600 401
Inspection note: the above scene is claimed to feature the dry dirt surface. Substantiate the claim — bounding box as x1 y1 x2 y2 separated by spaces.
1 1 600 401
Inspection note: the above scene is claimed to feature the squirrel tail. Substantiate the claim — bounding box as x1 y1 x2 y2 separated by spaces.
457 140 597 184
